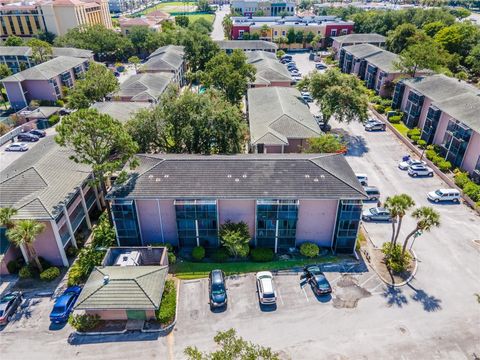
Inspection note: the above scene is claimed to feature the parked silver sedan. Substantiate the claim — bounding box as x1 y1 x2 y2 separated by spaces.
362 207 392 222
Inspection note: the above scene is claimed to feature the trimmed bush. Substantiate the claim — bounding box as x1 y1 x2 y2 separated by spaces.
407 128 421 139
66 246 78 257
417 139 427 149
437 160 452 172
68 314 100 332
374 104 385 114
432 155 443 166
410 135 420 144
388 115 402 124
19 265 33 279
454 171 470 189
67 263 83 286
425 149 436 161
7 260 21 274
300 242 320 258
156 279 176 325
48 114 60 126
167 252 176 265
211 248 229 262
164 243 174 253
464 182 480 202
382 243 411 273
191 246 205 261
40 266 60 281
250 248 274 262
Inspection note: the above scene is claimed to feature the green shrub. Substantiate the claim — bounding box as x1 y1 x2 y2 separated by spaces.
464 182 480 202
407 128 421 138
40 266 60 281
380 98 392 107
48 114 60 126
191 246 205 261
381 243 411 273
164 243 174 253
410 135 420 143
299 242 320 258
66 246 78 257
374 104 385 113
7 260 21 274
91 213 116 249
19 265 33 279
250 248 274 262
68 314 100 332
417 139 427 149
388 115 402 124
425 149 436 161
437 160 452 172
211 248 229 262
156 279 176 325
370 95 382 104
55 99 64 107
432 155 443 166
67 263 83 286
384 106 393 113
454 171 470 189
167 252 176 265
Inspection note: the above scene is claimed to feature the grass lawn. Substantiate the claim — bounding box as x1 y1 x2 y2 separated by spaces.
185 13 215 24
137 2 197 15
170 256 338 279
392 121 409 137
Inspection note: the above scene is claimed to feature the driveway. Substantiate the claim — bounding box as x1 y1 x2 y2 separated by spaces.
211 7 229 41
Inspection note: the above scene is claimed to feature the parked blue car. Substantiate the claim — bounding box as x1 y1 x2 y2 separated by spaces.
49 286 82 323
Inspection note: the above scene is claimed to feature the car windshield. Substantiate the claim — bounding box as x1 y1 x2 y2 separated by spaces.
52 305 65 313
435 190 443 196
315 276 330 288
263 292 275 298
211 284 224 295
370 208 378 215
0 310 3 317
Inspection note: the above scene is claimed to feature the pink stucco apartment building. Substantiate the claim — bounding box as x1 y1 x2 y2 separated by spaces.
247 87 321 153
331 33 386 59
246 51 292 88
392 74 480 179
106 154 367 255
1 56 90 111
0 137 104 274
338 43 405 98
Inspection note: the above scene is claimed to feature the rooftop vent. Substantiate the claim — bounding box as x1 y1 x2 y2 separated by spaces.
227 174 232 178
164 174 169 178
156 178 161 182
235 178 240 182
242 174 247 178
305 174 310 178
313 178 319 182
148 175 154 179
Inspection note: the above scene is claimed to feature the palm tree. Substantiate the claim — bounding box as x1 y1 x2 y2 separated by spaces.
402 206 440 257
7 220 46 272
311 34 323 52
384 194 415 247
0 207 18 229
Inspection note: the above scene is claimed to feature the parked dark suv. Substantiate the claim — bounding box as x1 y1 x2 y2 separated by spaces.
17 133 39 142
209 269 227 309
29 129 46 138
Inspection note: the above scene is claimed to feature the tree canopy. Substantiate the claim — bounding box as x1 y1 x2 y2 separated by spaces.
305 134 345 153
184 329 280 360
26 38 53 64
126 86 247 154
4 36 23 46
67 62 118 109
395 39 450 77
200 49 256 105
219 221 251 258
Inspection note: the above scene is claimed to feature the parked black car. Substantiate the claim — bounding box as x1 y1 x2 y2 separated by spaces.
303 265 332 295
17 133 39 142
29 129 46 138
0 292 23 325
209 269 227 309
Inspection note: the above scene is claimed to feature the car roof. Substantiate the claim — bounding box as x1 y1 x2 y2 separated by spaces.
211 270 224 284
306 265 321 272
260 277 274 294
438 188 459 193
55 293 75 307
364 186 379 191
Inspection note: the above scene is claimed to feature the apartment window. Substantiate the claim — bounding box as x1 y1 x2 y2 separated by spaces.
439 121 472 168
26 17 33 34
60 71 73 88
73 65 84 79
404 90 425 128
333 200 362 253
421 106 442 144
112 200 140 246
282 30 286 36
175 200 218 248
330 29 337 36
341 29 348 35
274 30 277 36
49 79 61 97
16 16 25 35
256 200 298 252
392 82 405 109
239 30 244 39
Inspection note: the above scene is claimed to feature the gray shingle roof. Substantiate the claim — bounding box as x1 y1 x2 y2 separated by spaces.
247 87 320 145
108 154 367 200
91 101 152 123
216 40 278 51
334 33 386 45
143 45 185 72
0 136 92 219
403 74 480 132
74 265 168 310
110 72 173 101
0 46 93 59
343 44 399 72
2 56 88 82
246 51 292 85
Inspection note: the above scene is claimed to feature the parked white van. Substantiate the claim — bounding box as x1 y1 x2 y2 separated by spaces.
427 189 461 203
355 173 368 186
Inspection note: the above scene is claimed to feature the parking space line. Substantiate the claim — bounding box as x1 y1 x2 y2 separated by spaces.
359 275 377 287
329 275 344 284
369 281 385 292
301 286 310 302
277 288 285 305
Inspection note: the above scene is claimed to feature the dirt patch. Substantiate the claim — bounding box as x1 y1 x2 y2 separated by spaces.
332 275 371 309
90 320 127 333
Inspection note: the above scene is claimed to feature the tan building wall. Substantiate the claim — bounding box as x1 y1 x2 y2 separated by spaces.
0 12 45 37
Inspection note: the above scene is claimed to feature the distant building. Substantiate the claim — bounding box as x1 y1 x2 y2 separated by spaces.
1 56 90 110
246 51 291 87
91 101 152 123
141 45 186 85
106 154 367 254
74 246 169 321
215 40 278 53
0 46 93 74
118 11 173 35
0 137 104 274
332 33 386 58
107 72 174 103
0 0 113 39
230 16 354 47
392 74 480 178
247 87 321 153
231 0 295 16
339 43 407 98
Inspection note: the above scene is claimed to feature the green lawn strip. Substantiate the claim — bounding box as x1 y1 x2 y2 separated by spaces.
185 14 214 23
171 256 338 279
136 2 197 15
392 121 409 137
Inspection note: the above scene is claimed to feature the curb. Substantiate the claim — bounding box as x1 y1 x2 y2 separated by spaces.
75 328 127 336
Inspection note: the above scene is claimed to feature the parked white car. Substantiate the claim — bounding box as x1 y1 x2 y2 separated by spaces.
408 165 434 177
427 189 461 203
256 271 277 305
398 158 426 170
5 143 28 152
355 173 368 186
